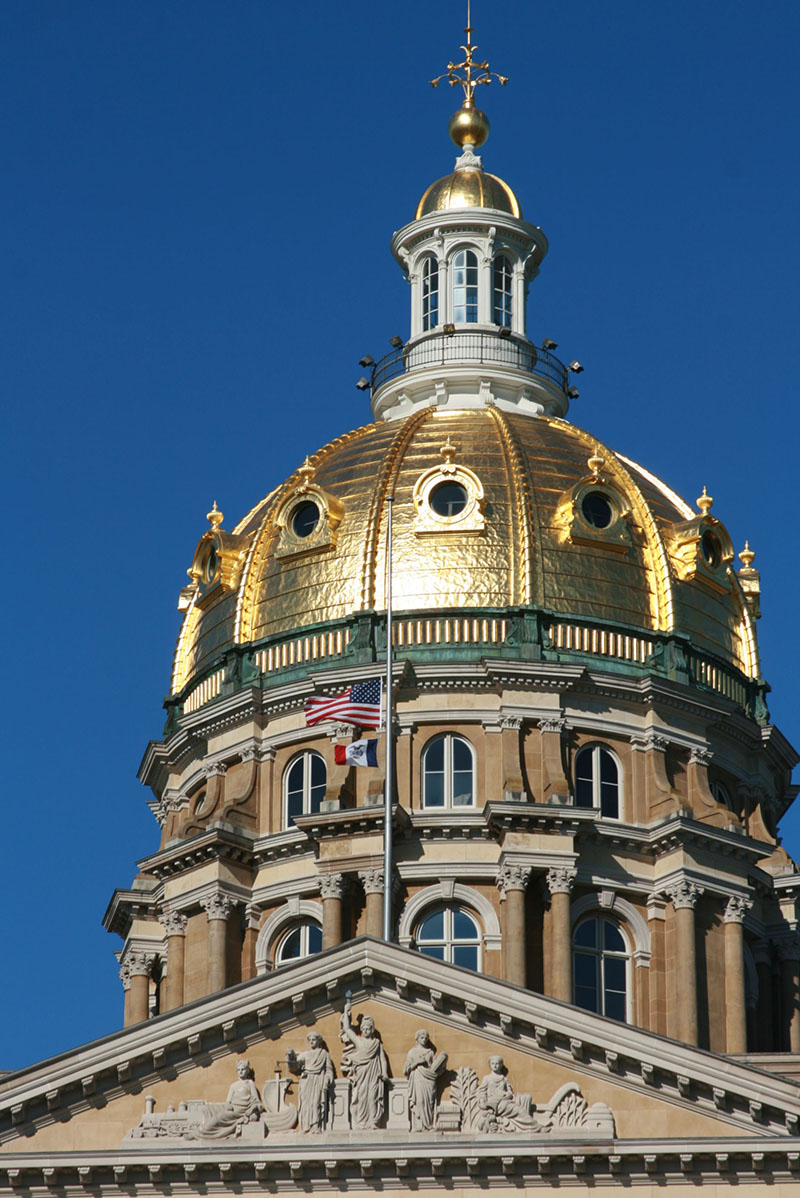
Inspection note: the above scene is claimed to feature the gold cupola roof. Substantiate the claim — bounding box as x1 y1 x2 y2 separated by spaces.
416 166 520 220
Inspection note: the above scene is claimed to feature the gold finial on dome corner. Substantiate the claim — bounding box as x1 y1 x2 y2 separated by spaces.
739 540 756 568
207 500 224 530
697 486 714 516
297 455 315 492
587 447 605 479
430 2 507 150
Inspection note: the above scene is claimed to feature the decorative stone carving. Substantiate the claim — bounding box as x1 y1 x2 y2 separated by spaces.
359 868 385 896
403 1030 447 1132
723 896 753 923
536 1082 616 1135
539 718 567 735
339 995 388 1129
546 866 577 895
319 873 344 900
127 1061 265 1142
286 1033 335 1133
496 864 530 897
499 715 522 731
126 951 154 978
665 880 703 910
689 747 713 767
201 894 234 922
161 910 188 938
477 1057 537 1133
630 733 669 753
118 964 131 991
203 761 228 779
450 1061 615 1138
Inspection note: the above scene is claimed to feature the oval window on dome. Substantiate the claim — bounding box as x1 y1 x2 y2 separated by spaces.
581 491 614 530
701 530 721 568
203 544 220 584
430 481 468 518
291 500 320 538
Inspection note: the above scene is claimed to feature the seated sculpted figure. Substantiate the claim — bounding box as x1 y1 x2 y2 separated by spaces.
286 1032 335 1132
477 1055 536 1133
187 1059 264 1140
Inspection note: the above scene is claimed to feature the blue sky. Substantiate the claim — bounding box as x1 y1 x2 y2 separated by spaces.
1 1 798 1069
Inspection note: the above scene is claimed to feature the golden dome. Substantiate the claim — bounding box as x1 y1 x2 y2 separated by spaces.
173 408 756 698
416 169 520 220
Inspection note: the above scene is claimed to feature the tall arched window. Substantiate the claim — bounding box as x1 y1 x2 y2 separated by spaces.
574 745 621 818
275 921 322 965
284 751 327 826
573 916 629 1020
452 249 478 323
422 734 475 807
492 254 513 327
414 906 481 970
421 256 439 331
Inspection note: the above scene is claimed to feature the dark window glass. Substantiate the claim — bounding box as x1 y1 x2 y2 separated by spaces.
422 256 439 331
701 530 720 567
574 746 620 818
423 735 475 808
573 917 628 1021
581 491 613 529
492 254 513 327
291 501 319 538
419 909 444 940
430 481 468 517
415 907 480 971
285 752 327 826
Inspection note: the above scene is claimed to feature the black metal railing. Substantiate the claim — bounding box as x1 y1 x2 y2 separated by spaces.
370 331 569 395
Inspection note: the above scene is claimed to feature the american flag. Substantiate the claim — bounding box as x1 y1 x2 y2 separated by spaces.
304 679 382 729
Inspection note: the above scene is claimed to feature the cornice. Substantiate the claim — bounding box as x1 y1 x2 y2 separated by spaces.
136 825 256 881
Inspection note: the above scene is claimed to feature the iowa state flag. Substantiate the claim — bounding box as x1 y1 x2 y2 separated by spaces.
334 739 379 767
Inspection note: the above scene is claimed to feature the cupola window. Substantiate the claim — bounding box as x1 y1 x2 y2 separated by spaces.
421 255 439 331
284 751 327 826
429 480 468 517
573 917 629 1021
275 920 322 965
291 500 320 538
422 734 475 807
492 254 513 327
452 249 479 323
414 906 481 971
574 745 621 819
581 491 614 529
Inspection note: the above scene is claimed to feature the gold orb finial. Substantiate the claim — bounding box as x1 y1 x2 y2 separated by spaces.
697 485 714 516
587 447 605 479
430 5 507 149
739 540 756 568
207 500 224 530
297 455 316 492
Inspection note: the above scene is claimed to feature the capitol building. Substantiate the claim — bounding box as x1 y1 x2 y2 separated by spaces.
2 21 800 1198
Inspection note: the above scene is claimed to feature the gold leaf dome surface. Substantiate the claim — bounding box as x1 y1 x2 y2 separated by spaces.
173 409 754 695
415 170 520 220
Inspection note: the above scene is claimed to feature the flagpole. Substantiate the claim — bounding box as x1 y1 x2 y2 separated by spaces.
382 496 394 941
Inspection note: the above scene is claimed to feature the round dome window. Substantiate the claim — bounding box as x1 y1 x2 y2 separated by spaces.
203 545 220 584
581 491 614 529
701 530 721 568
430 481 468 518
291 501 320 538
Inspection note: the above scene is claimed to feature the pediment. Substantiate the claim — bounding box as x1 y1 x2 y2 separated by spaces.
3 938 800 1185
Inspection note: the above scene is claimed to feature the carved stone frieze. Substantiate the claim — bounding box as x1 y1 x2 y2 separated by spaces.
404 1030 447 1131
286 1033 335 1132
339 996 388 1129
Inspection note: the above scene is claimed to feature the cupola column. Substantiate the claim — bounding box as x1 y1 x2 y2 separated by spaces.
497 864 530 987
161 910 188 1012
201 894 234 995
753 941 774 1051
778 935 800 1052
320 873 345 949
125 951 153 1025
360 869 385 939
723 896 753 1053
665 880 703 1045
546 867 577 1003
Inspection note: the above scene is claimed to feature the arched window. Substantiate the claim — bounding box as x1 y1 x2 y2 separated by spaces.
275 921 322 965
452 249 478 323
492 254 513 327
574 745 621 818
421 256 439 331
573 916 629 1021
422 734 475 808
284 751 327 826
414 906 481 971
710 779 734 811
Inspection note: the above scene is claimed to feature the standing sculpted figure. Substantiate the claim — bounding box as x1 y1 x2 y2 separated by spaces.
403 1029 447 1131
187 1059 264 1140
339 996 388 1129
477 1055 535 1133
286 1033 335 1132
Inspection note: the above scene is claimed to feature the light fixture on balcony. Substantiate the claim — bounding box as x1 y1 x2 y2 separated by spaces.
359 354 374 367
542 338 558 351
442 323 456 335
499 326 512 339
568 360 584 373
356 377 371 391
567 385 580 399
389 335 403 348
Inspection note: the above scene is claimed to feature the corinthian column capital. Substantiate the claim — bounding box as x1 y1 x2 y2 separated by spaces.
126 950 155 978
665 879 704 910
359 868 385 896
319 872 344 900
160 909 188 938
546 866 577 895
496 864 530 897
201 894 234 922
723 896 753 924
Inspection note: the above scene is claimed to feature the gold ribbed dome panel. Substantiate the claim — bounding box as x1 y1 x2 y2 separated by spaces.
173 409 750 693
415 170 520 219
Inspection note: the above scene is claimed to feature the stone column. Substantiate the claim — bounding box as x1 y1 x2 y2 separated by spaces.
161 910 188 1012
546 866 577 1003
201 894 233 995
665 880 703 1046
320 873 344 949
647 894 668 1035
126 951 153 1026
119 964 132 1027
723 896 753 1053
359 869 384 939
778 936 800 1052
754 941 774 1051
497 864 530 986
241 904 260 981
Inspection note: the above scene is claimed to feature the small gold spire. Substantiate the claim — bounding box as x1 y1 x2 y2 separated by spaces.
697 486 714 516
441 437 458 463
587 447 605 479
297 455 315 492
739 540 756 568
207 500 224 530
430 3 507 149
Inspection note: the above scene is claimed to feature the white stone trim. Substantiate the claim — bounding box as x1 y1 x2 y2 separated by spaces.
255 898 323 973
397 881 501 952
571 891 651 967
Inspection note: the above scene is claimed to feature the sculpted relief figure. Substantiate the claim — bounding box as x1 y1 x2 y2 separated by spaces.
286 1033 335 1132
339 995 388 1129
477 1055 537 1133
186 1059 264 1140
403 1029 447 1131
